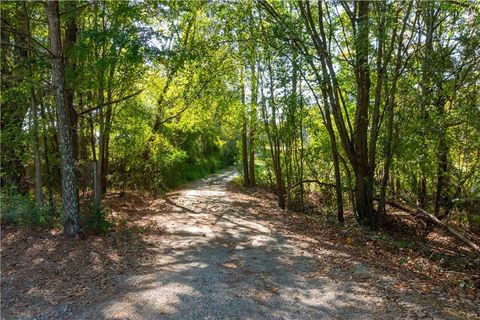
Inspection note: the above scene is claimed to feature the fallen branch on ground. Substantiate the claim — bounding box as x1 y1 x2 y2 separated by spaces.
382 196 480 253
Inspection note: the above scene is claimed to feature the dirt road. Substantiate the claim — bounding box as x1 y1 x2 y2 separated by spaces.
2 169 477 319
78 169 468 319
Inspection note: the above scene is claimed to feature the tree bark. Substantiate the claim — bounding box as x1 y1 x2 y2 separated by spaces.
434 98 449 216
379 100 395 216
100 51 117 195
349 1 376 228
46 0 80 237
378 2 413 216
94 73 104 211
267 64 285 209
321 83 344 224
419 0 435 210
248 63 257 186
39 96 55 210
64 0 79 160
240 66 250 187
326 112 344 225
31 90 43 206
297 0 375 227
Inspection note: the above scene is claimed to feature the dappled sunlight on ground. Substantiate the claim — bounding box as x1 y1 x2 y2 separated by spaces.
2 169 478 319
77 169 479 319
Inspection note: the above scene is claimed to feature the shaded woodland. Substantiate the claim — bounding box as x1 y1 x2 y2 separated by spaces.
1 1 480 316
2 0 479 236
0 0 480 319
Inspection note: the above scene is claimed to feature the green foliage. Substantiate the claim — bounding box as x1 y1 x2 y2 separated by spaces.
80 206 114 236
0 193 60 228
231 175 245 188
251 159 272 187
2 0 479 235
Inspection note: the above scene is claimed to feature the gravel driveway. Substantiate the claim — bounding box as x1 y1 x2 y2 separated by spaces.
72 168 471 320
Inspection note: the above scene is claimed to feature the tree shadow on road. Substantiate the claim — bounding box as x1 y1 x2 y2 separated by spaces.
2 170 475 319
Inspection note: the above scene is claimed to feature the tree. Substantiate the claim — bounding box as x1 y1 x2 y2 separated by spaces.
46 0 80 237
2 0 479 237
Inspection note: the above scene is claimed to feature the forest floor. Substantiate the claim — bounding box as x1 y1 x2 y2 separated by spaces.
1 168 479 319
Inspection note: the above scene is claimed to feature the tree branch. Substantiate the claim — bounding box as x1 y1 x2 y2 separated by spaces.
288 179 337 190
78 89 143 116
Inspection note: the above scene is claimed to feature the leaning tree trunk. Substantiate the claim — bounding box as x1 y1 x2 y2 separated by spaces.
46 0 80 237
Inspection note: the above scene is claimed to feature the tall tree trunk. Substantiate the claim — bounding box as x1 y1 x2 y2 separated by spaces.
242 119 249 186
297 0 374 227
419 177 427 208
379 100 395 216
355 163 375 227
64 0 79 160
40 100 55 211
378 2 412 216
93 2 106 210
89 114 99 210
100 61 116 195
434 134 449 215
248 63 257 186
419 0 435 210
353 1 376 228
248 124 255 186
31 90 43 206
267 64 285 209
435 99 449 216
274 141 286 209
101 131 110 195
94 78 104 211
299 95 305 212
46 0 80 237
240 66 250 186
78 94 90 161
326 111 344 225
23 2 43 205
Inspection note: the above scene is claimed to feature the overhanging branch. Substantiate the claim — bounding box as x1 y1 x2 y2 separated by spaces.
78 90 143 116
